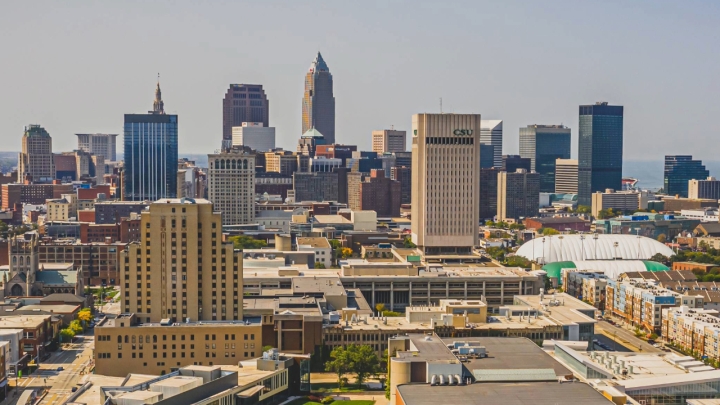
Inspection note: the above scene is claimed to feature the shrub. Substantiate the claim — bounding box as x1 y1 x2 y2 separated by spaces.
321 397 335 404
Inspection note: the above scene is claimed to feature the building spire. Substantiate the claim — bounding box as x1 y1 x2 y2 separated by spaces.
153 73 165 114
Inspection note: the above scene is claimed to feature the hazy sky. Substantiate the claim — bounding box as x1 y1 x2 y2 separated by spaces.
1 1 718 160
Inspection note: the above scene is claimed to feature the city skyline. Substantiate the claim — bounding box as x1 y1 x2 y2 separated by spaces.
1 2 718 160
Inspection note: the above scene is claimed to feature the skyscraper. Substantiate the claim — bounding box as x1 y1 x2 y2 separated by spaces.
497 169 540 221
123 81 178 201
501 155 531 173
75 133 118 161
519 124 571 192
120 198 243 322
208 147 256 226
577 102 624 207
555 159 579 194
372 129 406 153
18 124 54 183
222 84 269 145
302 52 335 144
480 120 503 168
412 113 480 256
664 155 709 197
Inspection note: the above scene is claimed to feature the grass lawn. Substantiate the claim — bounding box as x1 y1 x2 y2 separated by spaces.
285 400 375 405
311 382 377 393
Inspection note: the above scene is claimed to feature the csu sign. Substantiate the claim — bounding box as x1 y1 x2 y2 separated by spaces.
453 129 473 136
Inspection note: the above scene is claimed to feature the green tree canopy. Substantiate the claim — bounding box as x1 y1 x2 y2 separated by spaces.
541 228 560 236
403 237 417 248
228 235 267 250
325 346 351 387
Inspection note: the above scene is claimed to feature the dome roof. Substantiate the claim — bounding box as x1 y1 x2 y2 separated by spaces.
541 260 669 281
515 234 673 263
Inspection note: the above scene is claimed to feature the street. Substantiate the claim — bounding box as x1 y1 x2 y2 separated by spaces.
3 335 94 405
595 320 662 353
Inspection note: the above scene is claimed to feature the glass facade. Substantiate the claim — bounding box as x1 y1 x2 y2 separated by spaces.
519 125 571 192
578 103 624 206
626 380 720 405
123 114 178 201
664 155 708 197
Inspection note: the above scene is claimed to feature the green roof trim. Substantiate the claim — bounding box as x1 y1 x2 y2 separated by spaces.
541 261 577 280
642 261 670 271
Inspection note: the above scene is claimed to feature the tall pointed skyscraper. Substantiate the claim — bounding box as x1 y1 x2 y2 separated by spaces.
302 52 336 144
123 78 179 201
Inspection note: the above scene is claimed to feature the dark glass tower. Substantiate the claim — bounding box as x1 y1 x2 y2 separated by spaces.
577 102 624 206
124 81 178 201
501 155 531 173
664 155 709 197
302 52 335 144
519 125 571 192
222 84 269 143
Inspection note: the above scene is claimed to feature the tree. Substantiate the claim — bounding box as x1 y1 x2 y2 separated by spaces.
649 253 669 264
699 241 710 252
77 308 93 323
485 220 496 227
348 344 380 385
69 320 83 334
505 256 531 268
325 346 351 387
657 234 667 243
329 239 341 250
314 262 326 269
541 228 560 236
403 237 416 248
485 247 506 261
375 303 386 314
228 235 267 250
59 328 75 343
338 247 353 259
576 205 591 214
509 223 525 231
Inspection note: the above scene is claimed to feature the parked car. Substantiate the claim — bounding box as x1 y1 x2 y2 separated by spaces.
57 367 64 371
653 343 662 348
648 339 656 345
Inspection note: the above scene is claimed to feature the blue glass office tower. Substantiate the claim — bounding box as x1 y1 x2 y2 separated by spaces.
123 81 178 201
519 125 571 192
664 155 709 197
577 102 624 207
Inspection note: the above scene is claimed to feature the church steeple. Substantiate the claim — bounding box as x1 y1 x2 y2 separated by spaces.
153 73 165 114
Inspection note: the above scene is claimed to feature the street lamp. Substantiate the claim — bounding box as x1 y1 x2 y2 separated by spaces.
613 242 619 261
558 236 564 262
580 235 585 261
593 232 599 260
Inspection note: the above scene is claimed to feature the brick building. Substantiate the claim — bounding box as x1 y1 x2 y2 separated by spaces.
348 170 401 217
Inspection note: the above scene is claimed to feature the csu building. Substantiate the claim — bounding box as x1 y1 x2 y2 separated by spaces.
411 113 480 258
123 82 178 201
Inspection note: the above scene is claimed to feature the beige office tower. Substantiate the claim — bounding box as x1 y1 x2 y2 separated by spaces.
411 114 480 256
18 125 55 183
372 129 406 154
208 147 255 225
120 199 243 323
555 159 579 194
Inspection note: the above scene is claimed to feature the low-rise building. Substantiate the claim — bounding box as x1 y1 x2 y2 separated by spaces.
591 189 647 217
595 213 701 239
606 279 703 332
673 261 716 272
662 306 720 362
296 237 331 268
0 315 56 364
93 314 264 377
562 270 608 309
524 216 591 233
388 334 610 405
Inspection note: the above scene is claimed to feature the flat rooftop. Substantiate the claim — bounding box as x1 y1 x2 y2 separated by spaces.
396 381 612 405
514 293 597 324
0 315 50 328
296 237 331 248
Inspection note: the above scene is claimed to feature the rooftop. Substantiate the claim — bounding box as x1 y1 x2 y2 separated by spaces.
396 381 612 405
0 315 51 329
296 237 331 249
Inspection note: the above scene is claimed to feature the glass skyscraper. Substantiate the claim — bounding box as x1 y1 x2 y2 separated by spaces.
664 155 709 197
123 81 178 201
577 102 624 207
302 52 335 144
519 124 571 192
